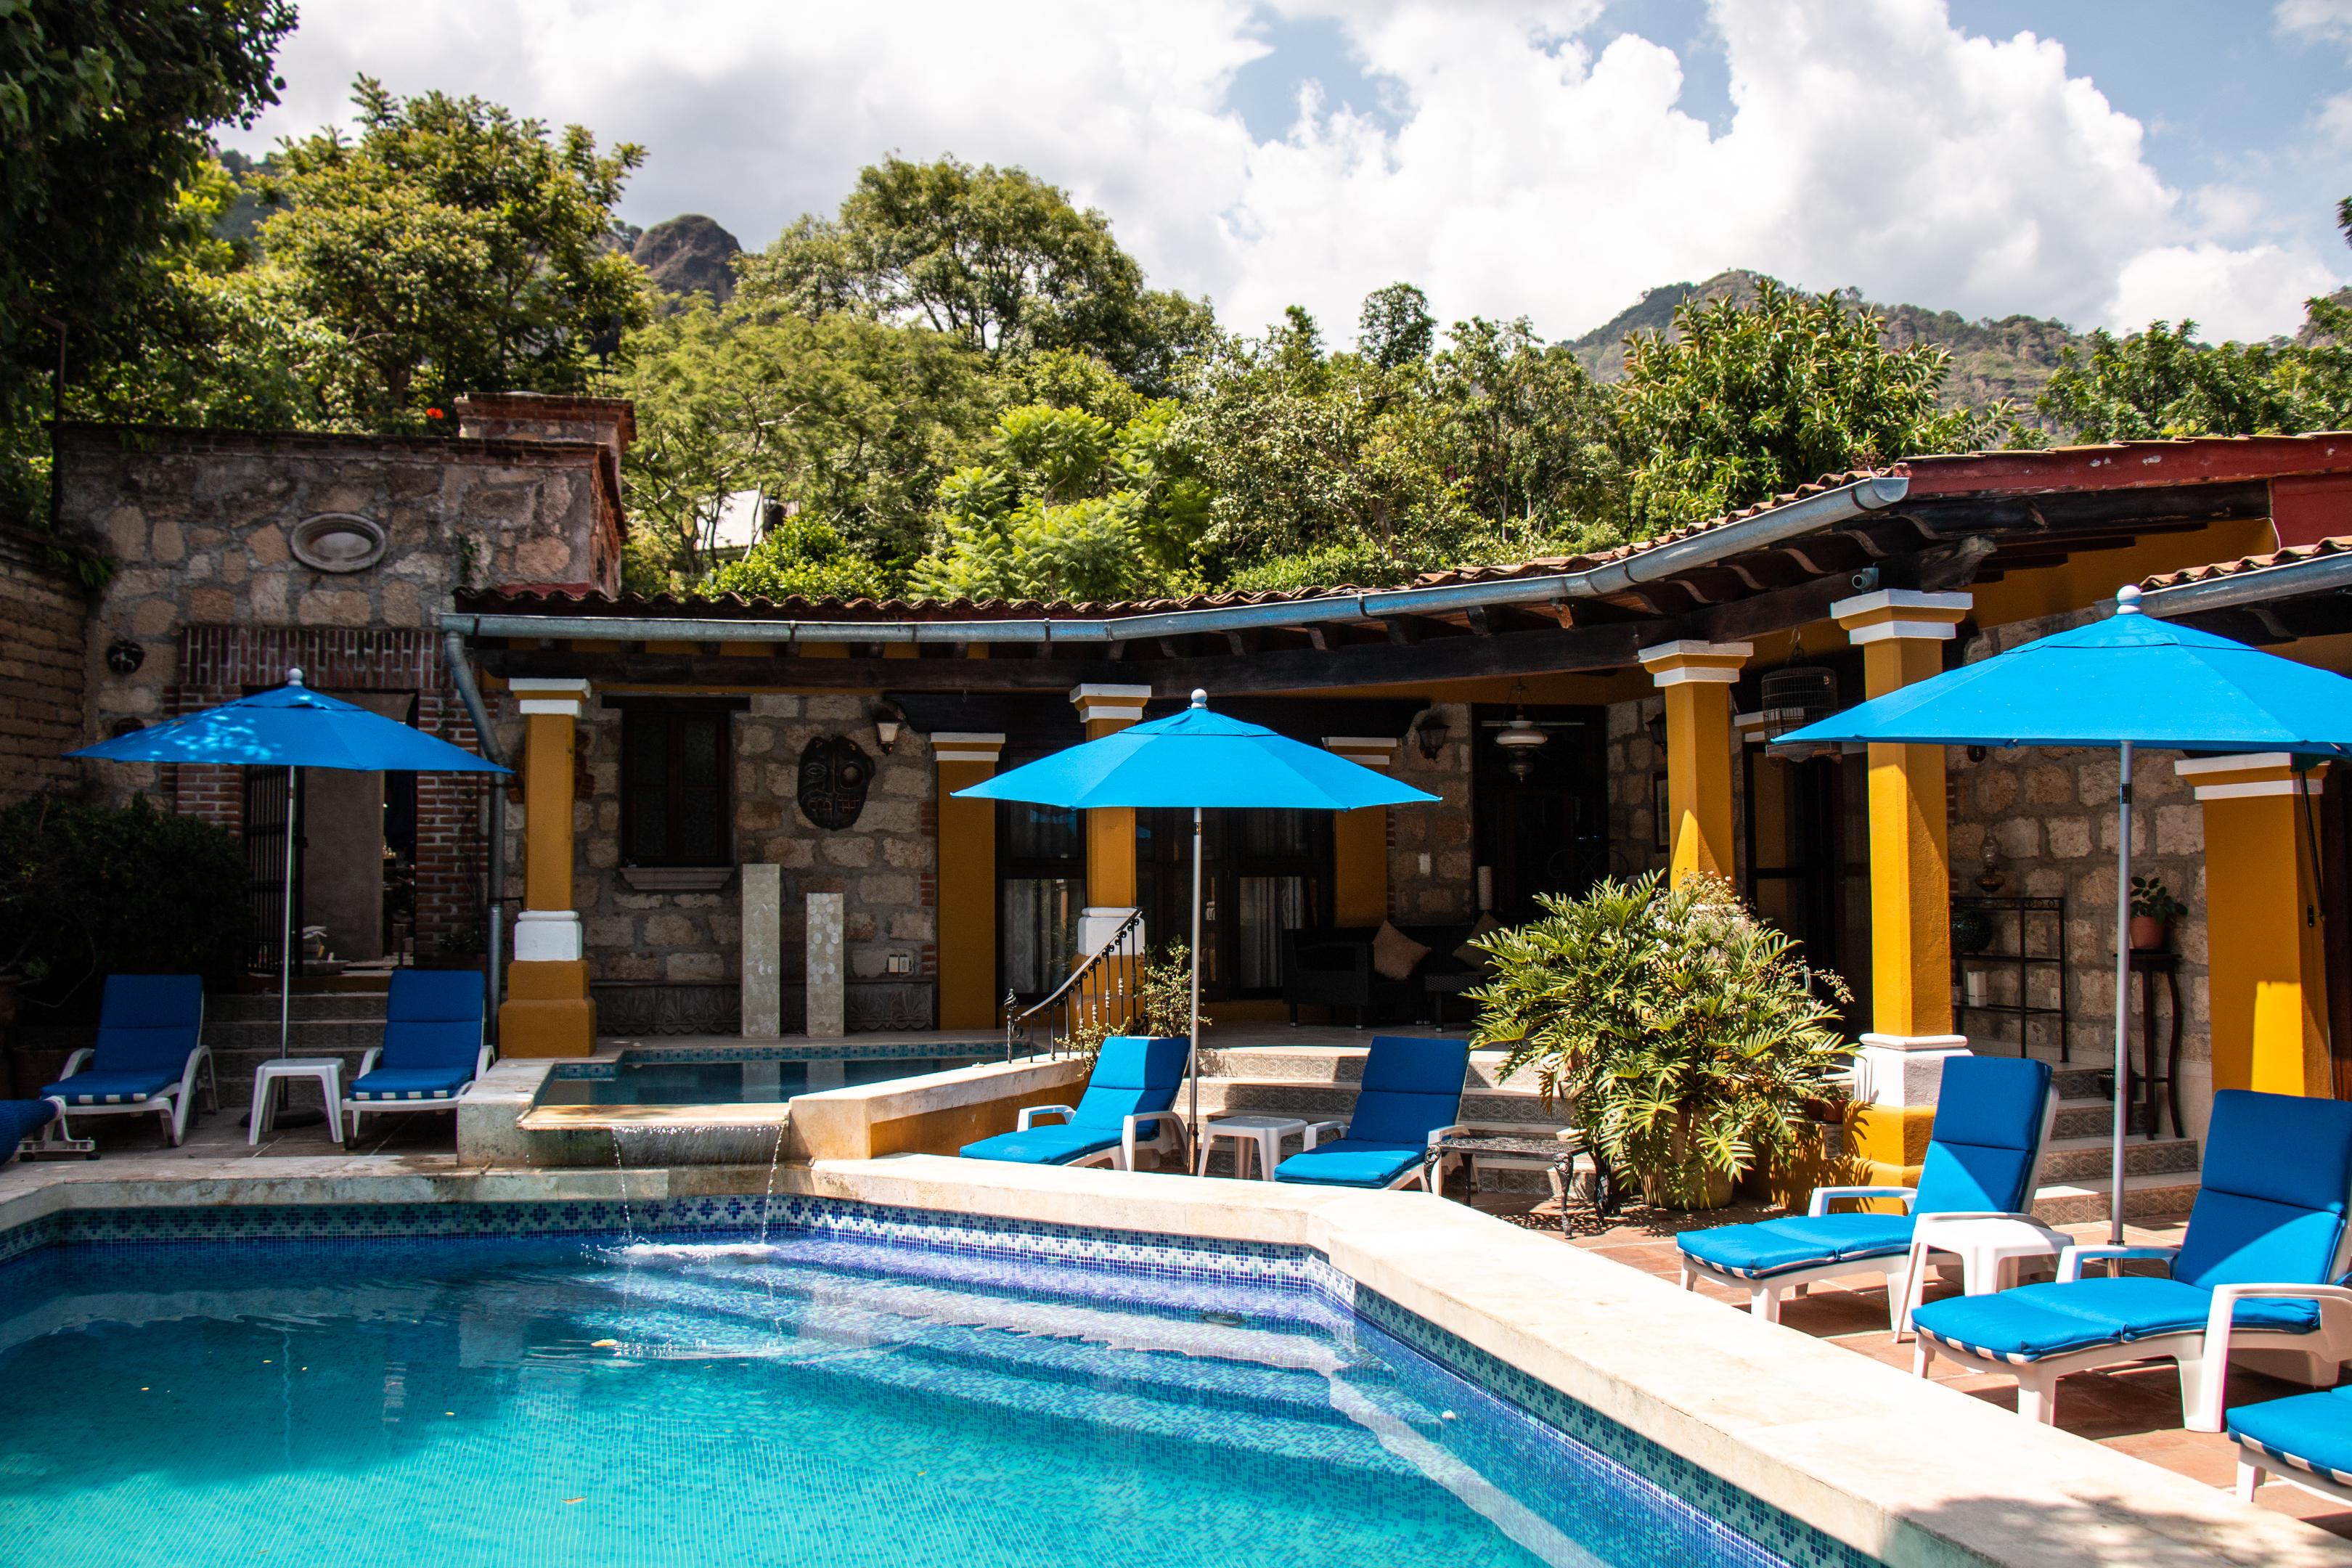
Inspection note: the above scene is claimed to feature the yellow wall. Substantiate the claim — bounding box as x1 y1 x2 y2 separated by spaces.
1334 807 1390 926
1662 682 1736 883
2189 757 2332 1097
1861 637 1953 1039
936 757 999 1030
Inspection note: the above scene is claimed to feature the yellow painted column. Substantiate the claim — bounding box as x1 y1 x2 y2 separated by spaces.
1831 589 1975 1188
1323 736 1400 926
2179 754 2332 1099
501 677 596 1057
1071 685 1149 912
934 732 1006 1031
1637 640 1750 886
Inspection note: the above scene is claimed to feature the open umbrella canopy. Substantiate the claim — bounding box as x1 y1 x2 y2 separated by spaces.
954 695 1437 810
67 674 508 775
1776 587 2352 754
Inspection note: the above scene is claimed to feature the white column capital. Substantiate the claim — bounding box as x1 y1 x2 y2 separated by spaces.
1638 640 1751 687
510 677 591 718
1322 736 1399 769
932 731 1007 766
1831 589 1973 644
1849 1034 1971 1108
1069 683 1151 725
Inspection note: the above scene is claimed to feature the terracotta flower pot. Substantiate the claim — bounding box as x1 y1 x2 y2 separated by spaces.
2128 915 2168 952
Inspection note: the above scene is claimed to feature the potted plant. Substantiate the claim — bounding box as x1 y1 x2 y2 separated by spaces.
1468 873 1853 1212
2130 875 2187 952
1065 942 1199 1061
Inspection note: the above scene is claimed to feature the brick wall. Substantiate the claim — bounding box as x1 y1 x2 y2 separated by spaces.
0 527 89 804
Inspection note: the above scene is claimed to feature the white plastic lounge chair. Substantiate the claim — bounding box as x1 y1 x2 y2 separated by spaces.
41 974 213 1147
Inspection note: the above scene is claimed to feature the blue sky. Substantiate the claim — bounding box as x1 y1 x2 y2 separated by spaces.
228 1 2351 343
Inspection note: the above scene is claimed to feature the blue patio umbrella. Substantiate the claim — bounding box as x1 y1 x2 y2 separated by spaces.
956 690 1439 1138
1778 586 2352 1241
67 670 510 1066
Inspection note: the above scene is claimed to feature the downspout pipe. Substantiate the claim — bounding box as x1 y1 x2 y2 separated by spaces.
443 629 510 1037
438 474 1911 648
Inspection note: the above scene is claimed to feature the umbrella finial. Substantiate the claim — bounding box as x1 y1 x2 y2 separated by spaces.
2115 585 2143 616
1190 687 1206 709
287 666 306 686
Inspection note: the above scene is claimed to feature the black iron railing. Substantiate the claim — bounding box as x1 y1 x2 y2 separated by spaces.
1004 909 1143 1061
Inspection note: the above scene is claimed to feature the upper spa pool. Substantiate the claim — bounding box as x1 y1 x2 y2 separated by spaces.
0 1224 1828 1568
539 1048 991 1106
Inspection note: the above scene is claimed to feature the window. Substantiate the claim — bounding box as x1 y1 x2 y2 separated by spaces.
1138 807 1329 1000
620 705 735 867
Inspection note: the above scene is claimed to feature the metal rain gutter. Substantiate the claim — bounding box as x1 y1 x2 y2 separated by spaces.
2139 550 2352 618
439 473 1911 648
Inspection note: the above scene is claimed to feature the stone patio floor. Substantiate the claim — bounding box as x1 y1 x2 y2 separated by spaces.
1468 1187 2352 1539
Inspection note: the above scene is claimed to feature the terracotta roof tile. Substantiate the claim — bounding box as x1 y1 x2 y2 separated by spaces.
2143 535 2352 591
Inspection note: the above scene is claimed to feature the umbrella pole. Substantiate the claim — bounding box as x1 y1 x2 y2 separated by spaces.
1188 806 1204 1166
280 764 297 1061
2110 742 2133 1246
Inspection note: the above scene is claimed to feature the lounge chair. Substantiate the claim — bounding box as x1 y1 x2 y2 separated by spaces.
41 974 214 1147
340 969 491 1140
1677 1055 2057 1328
1912 1089 2352 1429
2 1098 91 1161
959 1035 1192 1170
2226 1308 2352 1505
1272 1035 1469 1190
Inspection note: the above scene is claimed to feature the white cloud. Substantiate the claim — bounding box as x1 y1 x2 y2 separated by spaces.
224 0 2346 347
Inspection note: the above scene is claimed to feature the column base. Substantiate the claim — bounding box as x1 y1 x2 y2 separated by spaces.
1845 1034 1970 1190
500 958 595 1057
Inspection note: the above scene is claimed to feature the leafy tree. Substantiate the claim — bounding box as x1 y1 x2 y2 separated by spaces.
1 0 294 520
911 401 1209 601
738 155 1213 394
616 298 992 589
701 510 891 602
1426 317 1626 556
1357 282 1435 369
1617 278 2011 533
2038 196 2352 441
253 78 650 423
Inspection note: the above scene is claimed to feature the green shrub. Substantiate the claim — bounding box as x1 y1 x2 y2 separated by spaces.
0 793 248 1014
1469 873 1852 1208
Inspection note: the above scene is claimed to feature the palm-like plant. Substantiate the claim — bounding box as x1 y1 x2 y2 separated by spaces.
1469 873 1852 1209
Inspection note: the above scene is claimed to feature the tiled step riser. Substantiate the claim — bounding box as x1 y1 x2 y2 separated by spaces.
2054 1102 2157 1140
1192 1082 1566 1129
208 997 392 1024
1197 1050 1527 1092
2032 1181 2202 1226
2037 1139 2200 1183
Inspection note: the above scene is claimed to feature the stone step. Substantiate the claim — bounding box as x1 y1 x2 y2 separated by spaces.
1190 1075 1565 1130
2035 1133 2201 1184
2054 1098 2157 1140
2031 1170 2205 1226
206 993 392 1024
1196 1047 1525 1092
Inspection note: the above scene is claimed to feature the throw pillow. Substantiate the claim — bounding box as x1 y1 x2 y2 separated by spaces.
1453 912 1502 968
1371 920 1432 981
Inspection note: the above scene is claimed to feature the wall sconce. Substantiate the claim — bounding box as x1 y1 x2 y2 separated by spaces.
105 638 145 675
1412 707 1450 761
873 701 904 756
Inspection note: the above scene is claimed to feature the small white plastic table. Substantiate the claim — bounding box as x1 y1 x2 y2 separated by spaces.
1196 1114 1314 1180
250 1057 346 1146
1898 1214 2073 1336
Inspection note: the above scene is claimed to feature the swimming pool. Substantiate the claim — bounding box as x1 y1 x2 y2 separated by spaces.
0 1218 1843 1568
539 1050 989 1106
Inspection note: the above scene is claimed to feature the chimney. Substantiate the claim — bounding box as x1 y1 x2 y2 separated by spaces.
453 392 636 467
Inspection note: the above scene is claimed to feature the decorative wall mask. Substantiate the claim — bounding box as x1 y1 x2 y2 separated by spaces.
797 736 873 829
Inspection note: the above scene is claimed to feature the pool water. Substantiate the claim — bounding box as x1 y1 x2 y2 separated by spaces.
0 1233 1799 1568
539 1054 987 1105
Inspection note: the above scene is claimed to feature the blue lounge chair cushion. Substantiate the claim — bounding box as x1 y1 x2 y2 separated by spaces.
1914 1276 2322 1362
349 1066 475 1102
959 1123 1125 1166
85 974 204 1074
1677 1213 1919 1280
2174 1091 2352 1291
380 971 486 1077
1343 1037 1470 1146
1910 1055 2053 1216
41 1068 181 1105
0 1099 57 1163
1272 1139 1427 1188
1068 1035 1191 1140
2230 1387 2352 1485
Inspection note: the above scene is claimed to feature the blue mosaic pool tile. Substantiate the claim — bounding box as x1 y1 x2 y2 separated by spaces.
0 1193 1879 1567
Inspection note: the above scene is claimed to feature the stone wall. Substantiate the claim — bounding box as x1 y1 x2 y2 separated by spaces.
560 693 940 1030
0 526 90 804
1387 701 1476 923
1605 696 1670 881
